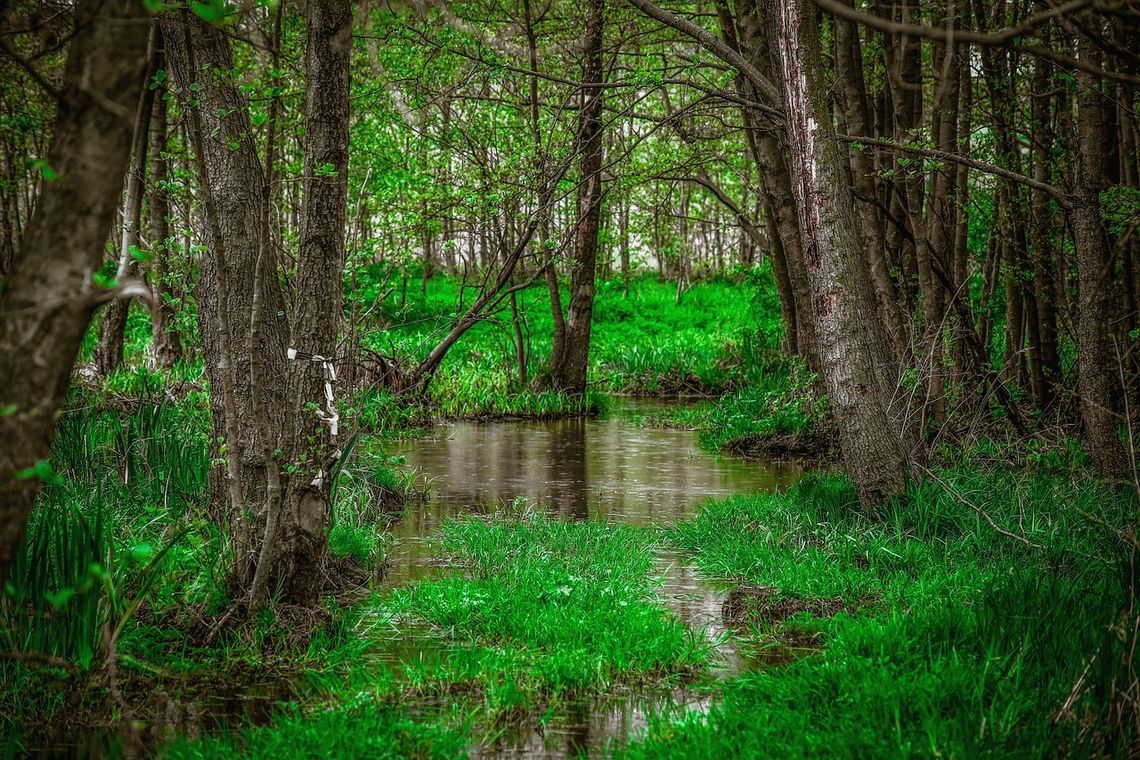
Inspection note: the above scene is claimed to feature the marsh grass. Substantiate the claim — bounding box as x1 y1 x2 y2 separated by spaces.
166 514 714 757
623 469 1137 757
391 515 710 688
0 392 415 751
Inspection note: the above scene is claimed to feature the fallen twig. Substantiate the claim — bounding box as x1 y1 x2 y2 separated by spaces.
917 465 1043 549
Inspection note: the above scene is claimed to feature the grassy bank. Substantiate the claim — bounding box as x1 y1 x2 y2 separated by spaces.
90 269 784 425
3 403 1134 756
626 466 1136 758
358 268 784 411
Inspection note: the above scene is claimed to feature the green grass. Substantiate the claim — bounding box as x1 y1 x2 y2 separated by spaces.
89 268 788 424
391 514 710 690
637 362 827 457
621 469 1137 758
161 512 712 757
358 268 784 412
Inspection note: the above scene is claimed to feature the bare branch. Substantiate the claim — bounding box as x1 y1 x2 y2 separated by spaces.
625 0 783 115
837 134 1070 205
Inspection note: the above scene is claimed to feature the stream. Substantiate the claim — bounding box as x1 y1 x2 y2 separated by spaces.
38 402 802 757
376 400 804 757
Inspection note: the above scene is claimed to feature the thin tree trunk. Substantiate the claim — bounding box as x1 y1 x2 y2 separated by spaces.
730 2 819 371
95 29 160 377
1073 32 1129 475
260 0 354 605
149 46 183 369
163 11 290 557
550 0 604 393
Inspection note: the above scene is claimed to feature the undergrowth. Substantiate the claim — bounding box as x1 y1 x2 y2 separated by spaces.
623 468 1137 758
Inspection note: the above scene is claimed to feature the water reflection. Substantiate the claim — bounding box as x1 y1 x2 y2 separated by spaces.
374 406 803 756
390 408 802 533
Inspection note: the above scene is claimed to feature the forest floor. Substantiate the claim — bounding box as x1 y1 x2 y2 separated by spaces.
2 273 1137 757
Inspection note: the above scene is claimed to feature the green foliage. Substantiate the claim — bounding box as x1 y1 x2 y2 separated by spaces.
1101 185 1140 235
1 499 108 668
624 468 1135 758
391 514 710 692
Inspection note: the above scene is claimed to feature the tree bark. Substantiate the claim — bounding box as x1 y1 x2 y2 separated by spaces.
149 45 183 369
765 0 912 507
266 0 354 605
832 0 909 370
549 0 604 393
0 0 150 582
95 28 160 377
1073 31 1129 475
728 2 819 371
162 10 290 558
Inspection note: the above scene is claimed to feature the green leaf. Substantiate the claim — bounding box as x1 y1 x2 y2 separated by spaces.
45 588 77 609
14 459 54 482
191 0 231 23
32 159 59 182
93 268 118 290
129 544 155 564
129 245 154 264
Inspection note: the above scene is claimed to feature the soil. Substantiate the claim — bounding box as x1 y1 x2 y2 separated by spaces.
723 428 838 464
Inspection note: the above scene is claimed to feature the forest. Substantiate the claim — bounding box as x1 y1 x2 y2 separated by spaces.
0 0 1138 756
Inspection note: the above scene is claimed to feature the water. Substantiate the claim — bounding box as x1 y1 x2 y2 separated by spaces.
371 402 804 757
384 405 802 585
41 403 801 757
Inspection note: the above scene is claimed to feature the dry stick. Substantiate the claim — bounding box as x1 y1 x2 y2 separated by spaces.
815 0 1092 46
814 0 1140 86
917 465 1043 549
1112 334 1140 503
0 649 78 674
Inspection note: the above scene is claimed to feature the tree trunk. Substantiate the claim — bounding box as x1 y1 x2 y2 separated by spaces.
149 48 183 370
550 0 604 393
729 2 819 371
259 0 354 605
162 10 290 559
832 0 909 371
0 0 150 582
1073 32 1129 475
95 30 160 377
765 0 912 507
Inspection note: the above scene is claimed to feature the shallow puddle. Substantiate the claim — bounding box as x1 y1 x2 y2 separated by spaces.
471 687 716 759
